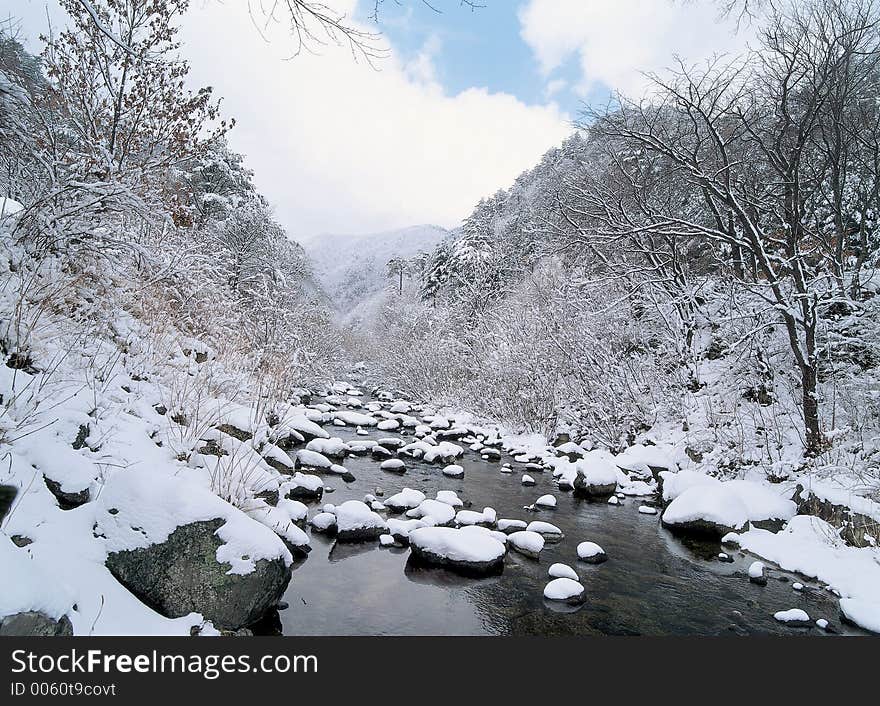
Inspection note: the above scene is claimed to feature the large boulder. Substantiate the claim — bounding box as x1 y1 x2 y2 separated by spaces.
105 519 291 630
99 468 293 631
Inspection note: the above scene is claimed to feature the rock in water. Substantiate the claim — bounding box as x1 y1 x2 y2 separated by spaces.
105 519 291 631
507 530 545 559
543 578 586 605
408 527 505 577
577 541 608 564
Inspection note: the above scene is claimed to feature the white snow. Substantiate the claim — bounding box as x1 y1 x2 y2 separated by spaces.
535 494 557 508
296 449 333 469
526 521 563 537
662 484 749 531
408 527 506 563
508 530 545 556
335 501 386 534
385 488 426 510
774 608 809 623
548 563 579 580
543 578 585 601
577 541 605 560
748 561 765 579
97 466 292 575
442 464 465 478
407 499 456 527
724 516 880 633
638 505 657 515
380 458 406 472
497 519 527 532
435 490 463 507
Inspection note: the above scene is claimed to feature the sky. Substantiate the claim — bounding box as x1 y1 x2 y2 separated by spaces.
2 0 754 241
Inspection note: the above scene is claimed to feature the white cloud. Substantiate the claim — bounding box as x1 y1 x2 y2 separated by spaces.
518 0 755 99
177 0 571 240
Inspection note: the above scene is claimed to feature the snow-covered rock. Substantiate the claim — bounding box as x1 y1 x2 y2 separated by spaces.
543 578 586 605
577 541 607 564
385 488 426 513
408 527 506 576
662 484 750 538
407 499 456 527
309 512 337 534
526 521 564 541
435 490 463 507
572 450 619 498
497 519 528 534
535 494 557 508
334 501 387 542
442 464 465 478
548 563 579 580
507 530 545 558
99 467 292 630
773 608 811 626
380 458 406 474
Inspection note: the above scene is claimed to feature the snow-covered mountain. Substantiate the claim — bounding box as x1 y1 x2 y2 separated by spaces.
300 225 450 324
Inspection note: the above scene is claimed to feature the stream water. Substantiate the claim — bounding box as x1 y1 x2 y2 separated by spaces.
269 411 863 636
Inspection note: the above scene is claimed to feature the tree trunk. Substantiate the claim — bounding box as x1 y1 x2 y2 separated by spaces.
801 363 821 454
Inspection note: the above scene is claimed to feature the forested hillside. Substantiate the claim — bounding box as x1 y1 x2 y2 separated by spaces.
372 1 880 487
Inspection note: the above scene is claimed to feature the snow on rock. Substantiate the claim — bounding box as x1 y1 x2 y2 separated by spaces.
773 608 811 626
455 508 495 527
0 535 75 632
748 560 767 585
577 541 608 564
407 499 456 527
614 443 677 478
0 196 23 219
497 519 528 534
384 488 425 513
377 419 400 431
526 521 564 541
296 449 333 470
839 599 880 634
507 530 545 558
408 527 506 576
549 563 579 580
332 410 378 427
281 472 324 501
521 474 536 486
380 458 407 474
543 578 586 604
638 505 658 515
573 450 619 498
243 500 311 558
379 534 395 547
98 467 292 630
277 411 329 441
435 490 463 507
535 494 557 508
334 501 387 542
386 518 428 544
661 484 750 538
305 437 348 458
442 464 465 478
309 512 337 534
659 470 721 504
725 480 797 525
723 516 880 633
